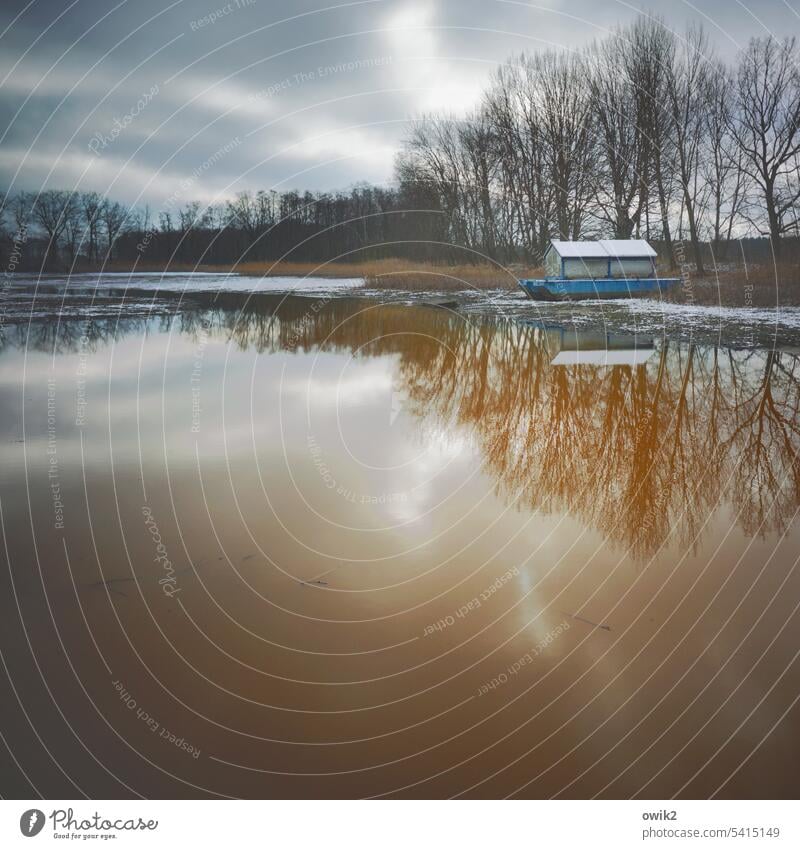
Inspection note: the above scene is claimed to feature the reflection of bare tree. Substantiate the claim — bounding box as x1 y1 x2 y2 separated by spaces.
12 296 800 559
726 351 800 536
261 301 799 559
1 314 151 354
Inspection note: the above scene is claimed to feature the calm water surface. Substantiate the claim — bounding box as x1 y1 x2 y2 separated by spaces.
1 276 799 798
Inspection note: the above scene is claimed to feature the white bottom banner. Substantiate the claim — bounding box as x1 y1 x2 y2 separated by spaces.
1 800 795 848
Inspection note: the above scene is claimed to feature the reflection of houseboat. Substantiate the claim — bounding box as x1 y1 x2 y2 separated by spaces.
519 239 679 300
533 323 656 366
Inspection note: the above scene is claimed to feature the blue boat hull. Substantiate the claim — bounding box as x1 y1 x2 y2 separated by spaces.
519 277 680 301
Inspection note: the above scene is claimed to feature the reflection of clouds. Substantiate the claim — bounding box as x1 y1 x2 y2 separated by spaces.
0 324 274 466
0 310 479 538
287 350 476 529
378 433 474 527
6 298 800 561
284 357 395 406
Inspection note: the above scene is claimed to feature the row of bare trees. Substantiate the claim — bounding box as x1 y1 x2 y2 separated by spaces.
398 21 800 268
2 190 128 269
0 181 448 271
4 22 799 273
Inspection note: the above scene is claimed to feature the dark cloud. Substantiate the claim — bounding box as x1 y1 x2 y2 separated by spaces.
1 0 796 209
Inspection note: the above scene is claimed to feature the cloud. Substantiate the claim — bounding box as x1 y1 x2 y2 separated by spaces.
0 0 789 209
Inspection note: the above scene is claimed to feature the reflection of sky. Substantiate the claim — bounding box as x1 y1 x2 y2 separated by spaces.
0 319 491 542
3 315 800 799
0 312 606 615
3 305 800 722
3 301 799 576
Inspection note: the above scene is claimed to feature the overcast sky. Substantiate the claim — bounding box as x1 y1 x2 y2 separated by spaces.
1 0 798 210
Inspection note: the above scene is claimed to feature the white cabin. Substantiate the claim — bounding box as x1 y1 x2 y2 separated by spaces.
544 239 657 280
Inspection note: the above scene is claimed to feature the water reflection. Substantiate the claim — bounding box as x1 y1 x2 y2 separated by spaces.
3 293 800 800
5 293 799 562
533 323 656 367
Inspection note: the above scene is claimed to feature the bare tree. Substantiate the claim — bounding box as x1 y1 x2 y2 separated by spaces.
10 191 34 235
665 25 712 274
484 56 553 258
81 192 105 264
532 50 595 240
728 36 800 257
701 62 746 257
588 31 647 238
61 194 85 265
30 189 76 269
102 200 127 262
403 116 476 250
459 110 500 258
225 190 275 241
623 17 677 262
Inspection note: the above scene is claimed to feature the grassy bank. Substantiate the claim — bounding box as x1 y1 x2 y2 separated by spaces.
359 259 535 290
665 263 800 307
353 259 800 305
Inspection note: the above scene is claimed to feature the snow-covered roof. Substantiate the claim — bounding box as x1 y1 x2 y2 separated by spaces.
600 239 658 258
549 239 657 259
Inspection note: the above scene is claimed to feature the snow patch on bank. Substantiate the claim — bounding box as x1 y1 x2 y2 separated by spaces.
621 298 800 329
9 272 364 295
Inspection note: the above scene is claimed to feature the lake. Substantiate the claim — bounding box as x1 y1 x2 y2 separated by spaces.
1 273 799 798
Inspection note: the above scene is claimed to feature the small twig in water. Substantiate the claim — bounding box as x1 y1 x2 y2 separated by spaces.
561 611 611 631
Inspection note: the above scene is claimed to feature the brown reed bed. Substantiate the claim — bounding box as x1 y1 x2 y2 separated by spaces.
664 262 800 307
105 258 531 289
101 258 800 304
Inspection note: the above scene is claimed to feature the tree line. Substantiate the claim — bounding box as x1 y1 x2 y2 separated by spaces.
398 21 800 270
0 183 450 272
2 19 799 273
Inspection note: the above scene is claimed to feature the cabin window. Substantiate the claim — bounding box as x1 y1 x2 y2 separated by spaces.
562 258 608 279
609 259 654 279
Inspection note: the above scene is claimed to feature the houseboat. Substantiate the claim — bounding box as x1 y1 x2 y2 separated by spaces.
532 323 656 367
519 239 679 300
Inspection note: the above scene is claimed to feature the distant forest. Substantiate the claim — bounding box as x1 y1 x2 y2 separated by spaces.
3 19 800 274
0 183 453 272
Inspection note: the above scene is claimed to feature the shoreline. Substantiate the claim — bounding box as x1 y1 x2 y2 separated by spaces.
5 273 800 351
12 258 800 307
